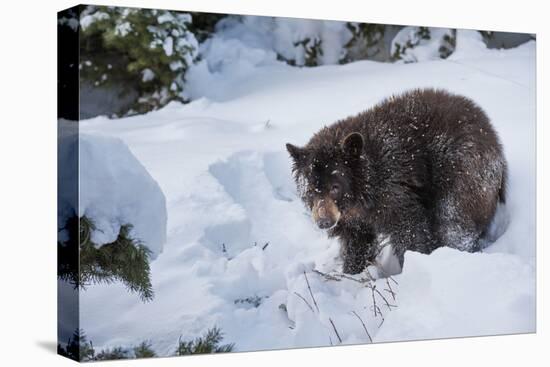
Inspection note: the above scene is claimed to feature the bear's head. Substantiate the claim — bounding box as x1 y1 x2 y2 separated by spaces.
286 132 370 230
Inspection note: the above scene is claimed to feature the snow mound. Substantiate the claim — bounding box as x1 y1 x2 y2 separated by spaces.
184 15 353 100
375 248 535 341
58 121 78 235
450 29 492 60
78 134 167 258
213 16 351 66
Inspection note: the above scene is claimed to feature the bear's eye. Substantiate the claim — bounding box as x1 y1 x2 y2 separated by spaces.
330 184 341 196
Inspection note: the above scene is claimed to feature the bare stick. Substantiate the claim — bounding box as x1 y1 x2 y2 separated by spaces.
373 286 397 310
312 269 342 282
351 311 372 343
313 269 374 286
370 285 378 317
377 312 385 328
339 273 372 284
367 283 385 319
384 278 396 301
293 292 314 313
329 318 342 343
304 271 320 313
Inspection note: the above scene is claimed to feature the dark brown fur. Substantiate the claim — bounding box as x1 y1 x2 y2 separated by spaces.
287 88 507 274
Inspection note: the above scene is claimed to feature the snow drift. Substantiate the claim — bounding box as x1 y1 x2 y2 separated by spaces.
59 133 167 258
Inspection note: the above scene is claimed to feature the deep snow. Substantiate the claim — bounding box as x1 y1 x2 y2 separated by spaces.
78 134 167 257
77 34 536 355
58 132 167 257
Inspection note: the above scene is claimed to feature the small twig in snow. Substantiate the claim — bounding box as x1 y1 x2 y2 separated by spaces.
312 269 342 282
339 273 372 284
373 286 397 310
329 318 342 343
351 311 372 343
377 312 385 328
262 242 270 250
370 285 379 317
314 269 372 285
303 271 320 313
293 292 314 313
384 278 396 301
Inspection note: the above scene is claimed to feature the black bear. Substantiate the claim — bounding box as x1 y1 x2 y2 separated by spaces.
286 88 507 275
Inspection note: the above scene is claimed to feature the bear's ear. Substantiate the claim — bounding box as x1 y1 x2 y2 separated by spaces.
286 143 307 165
342 132 364 157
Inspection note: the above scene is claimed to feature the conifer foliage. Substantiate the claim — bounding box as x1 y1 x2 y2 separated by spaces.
133 341 157 358
391 26 457 62
57 215 154 301
58 328 233 361
176 327 235 355
95 347 132 360
341 22 386 63
57 329 95 362
80 6 199 115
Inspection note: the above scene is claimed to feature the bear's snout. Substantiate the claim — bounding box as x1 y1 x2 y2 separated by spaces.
312 198 341 230
317 217 335 229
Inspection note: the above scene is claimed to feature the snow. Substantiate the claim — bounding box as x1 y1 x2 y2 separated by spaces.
375 248 535 341
57 120 78 234
450 29 490 60
80 11 109 31
59 134 168 258
77 37 535 355
163 36 174 57
191 15 351 71
146 12 198 66
58 16 79 31
141 68 155 82
114 21 132 37
391 26 455 62
157 12 174 25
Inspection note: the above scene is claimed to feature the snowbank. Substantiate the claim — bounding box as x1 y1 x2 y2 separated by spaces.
184 16 352 100
213 16 351 66
375 248 535 341
59 134 167 258
57 119 79 236
450 29 494 60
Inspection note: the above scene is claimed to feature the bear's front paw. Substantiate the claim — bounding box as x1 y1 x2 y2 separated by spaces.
342 258 366 275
